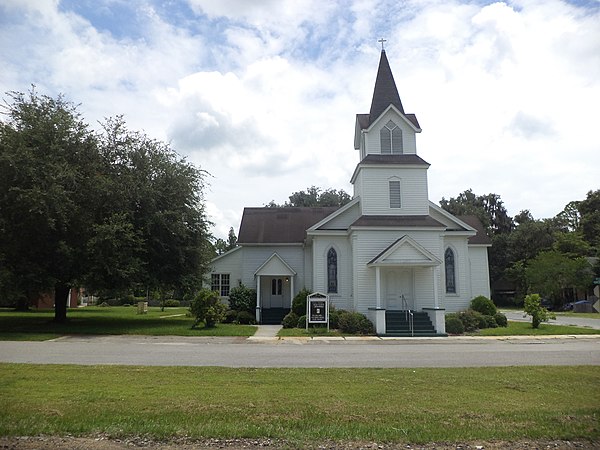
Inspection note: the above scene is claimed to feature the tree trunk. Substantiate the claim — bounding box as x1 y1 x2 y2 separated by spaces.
54 283 70 323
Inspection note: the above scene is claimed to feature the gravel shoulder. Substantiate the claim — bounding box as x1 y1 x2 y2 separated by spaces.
1 437 599 450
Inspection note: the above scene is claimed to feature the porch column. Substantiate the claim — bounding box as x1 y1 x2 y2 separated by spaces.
255 275 261 323
375 266 382 309
433 266 440 308
290 275 295 310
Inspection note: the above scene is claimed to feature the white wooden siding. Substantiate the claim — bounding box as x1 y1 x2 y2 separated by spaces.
442 236 472 312
469 246 491 299
358 167 429 215
312 236 353 311
351 230 444 315
241 246 306 298
318 202 361 230
208 249 243 297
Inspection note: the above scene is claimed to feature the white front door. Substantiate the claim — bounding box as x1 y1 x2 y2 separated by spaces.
384 269 414 310
269 278 284 308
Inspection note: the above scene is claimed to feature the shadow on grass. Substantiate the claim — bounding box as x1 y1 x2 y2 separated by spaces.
0 307 256 338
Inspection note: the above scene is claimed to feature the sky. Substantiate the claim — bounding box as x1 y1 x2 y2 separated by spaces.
1 0 599 239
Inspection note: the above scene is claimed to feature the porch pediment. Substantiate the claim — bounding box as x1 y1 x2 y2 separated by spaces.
254 253 297 276
367 235 442 267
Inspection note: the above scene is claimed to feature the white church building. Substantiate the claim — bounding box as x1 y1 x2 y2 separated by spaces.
209 50 491 335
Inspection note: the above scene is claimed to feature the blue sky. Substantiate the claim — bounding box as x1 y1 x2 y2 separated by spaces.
1 0 599 239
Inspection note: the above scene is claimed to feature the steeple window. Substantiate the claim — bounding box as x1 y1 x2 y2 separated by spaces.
389 180 401 208
380 120 403 154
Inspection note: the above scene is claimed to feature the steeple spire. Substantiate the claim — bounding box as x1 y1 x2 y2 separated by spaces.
369 49 404 123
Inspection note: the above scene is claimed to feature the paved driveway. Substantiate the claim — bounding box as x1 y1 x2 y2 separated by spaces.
501 310 600 329
0 335 598 368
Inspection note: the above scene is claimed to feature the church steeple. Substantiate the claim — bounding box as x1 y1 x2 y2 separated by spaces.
369 49 404 123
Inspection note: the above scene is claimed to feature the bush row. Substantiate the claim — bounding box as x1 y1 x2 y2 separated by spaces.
444 296 507 334
281 306 374 335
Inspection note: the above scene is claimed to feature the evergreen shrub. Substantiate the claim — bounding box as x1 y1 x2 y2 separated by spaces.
297 315 307 328
281 312 299 329
236 310 256 325
457 310 482 332
338 311 374 335
223 309 237 323
470 295 497 316
190 289 227 328
483 314 498 328
494 312 508 327
445 315 464 334
164 299 180 307
292 288 311 316
227 284 256 314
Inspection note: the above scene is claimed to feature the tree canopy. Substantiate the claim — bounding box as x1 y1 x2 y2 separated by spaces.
266 185 351 208
0 89 212 320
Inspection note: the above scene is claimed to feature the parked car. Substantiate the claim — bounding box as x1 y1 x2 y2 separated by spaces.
541 298 555 311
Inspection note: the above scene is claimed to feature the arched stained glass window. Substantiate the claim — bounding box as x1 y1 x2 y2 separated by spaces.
327 248 338 293
380 120 403 154
445 248 456 294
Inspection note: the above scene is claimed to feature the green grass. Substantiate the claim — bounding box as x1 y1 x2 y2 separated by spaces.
0 364 597 444
475 321 600 336
0 307 256 340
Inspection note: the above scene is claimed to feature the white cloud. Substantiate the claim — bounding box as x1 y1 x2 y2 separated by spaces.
1 0 598 238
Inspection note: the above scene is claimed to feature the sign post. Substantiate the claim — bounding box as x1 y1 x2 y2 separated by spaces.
306 292 329 332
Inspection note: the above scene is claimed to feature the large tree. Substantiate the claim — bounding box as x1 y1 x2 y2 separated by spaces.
0 91 211 320
0 90 101 316
267 185 351 208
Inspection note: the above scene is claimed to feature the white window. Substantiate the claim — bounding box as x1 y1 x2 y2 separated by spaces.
211 273 230 296
389 180 401 208
380 120 403 154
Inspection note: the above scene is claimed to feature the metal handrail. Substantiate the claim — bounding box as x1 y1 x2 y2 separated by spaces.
401 294 414 337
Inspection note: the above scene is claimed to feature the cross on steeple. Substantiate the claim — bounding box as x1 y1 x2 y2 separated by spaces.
378 38 387 51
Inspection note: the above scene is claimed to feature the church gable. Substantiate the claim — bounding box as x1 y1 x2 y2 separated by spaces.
308 198 361 232
254 253 296 276
367 235 442 267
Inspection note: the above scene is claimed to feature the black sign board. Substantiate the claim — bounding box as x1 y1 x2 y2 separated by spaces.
307 292 329 328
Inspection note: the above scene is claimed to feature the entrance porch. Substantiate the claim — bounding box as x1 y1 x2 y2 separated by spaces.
366 236 446 336
254 253 296 324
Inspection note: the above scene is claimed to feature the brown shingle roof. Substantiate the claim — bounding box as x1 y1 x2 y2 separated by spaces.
351 215 446 228
360 154 430 166
456 215 492 245
237 207 339 244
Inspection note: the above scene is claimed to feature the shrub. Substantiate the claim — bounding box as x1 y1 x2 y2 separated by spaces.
223 309 237 324
524 293 555 329
281 312 299 329
456 310 482 332
494 312 508 327
483 314 498 328
329 305 343 329
189 289 227 328
470 295 497 316
445 315 464 335
338 311 374 335
236 310 256 325
292 288 311 316
98 302 110 307
164 299 180 307
227 285 256 314
297 315 307 328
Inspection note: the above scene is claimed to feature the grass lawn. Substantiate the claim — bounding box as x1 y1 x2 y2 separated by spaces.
278 326 346 337
0 364 598 444
474 321 600 336
0 307 256 340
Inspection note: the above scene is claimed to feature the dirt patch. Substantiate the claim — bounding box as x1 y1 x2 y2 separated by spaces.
1 437 598 449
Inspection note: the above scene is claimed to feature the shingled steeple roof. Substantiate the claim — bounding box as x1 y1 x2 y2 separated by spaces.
369 49 404 123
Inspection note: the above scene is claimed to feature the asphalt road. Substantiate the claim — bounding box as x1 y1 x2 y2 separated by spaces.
1 335 599 368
